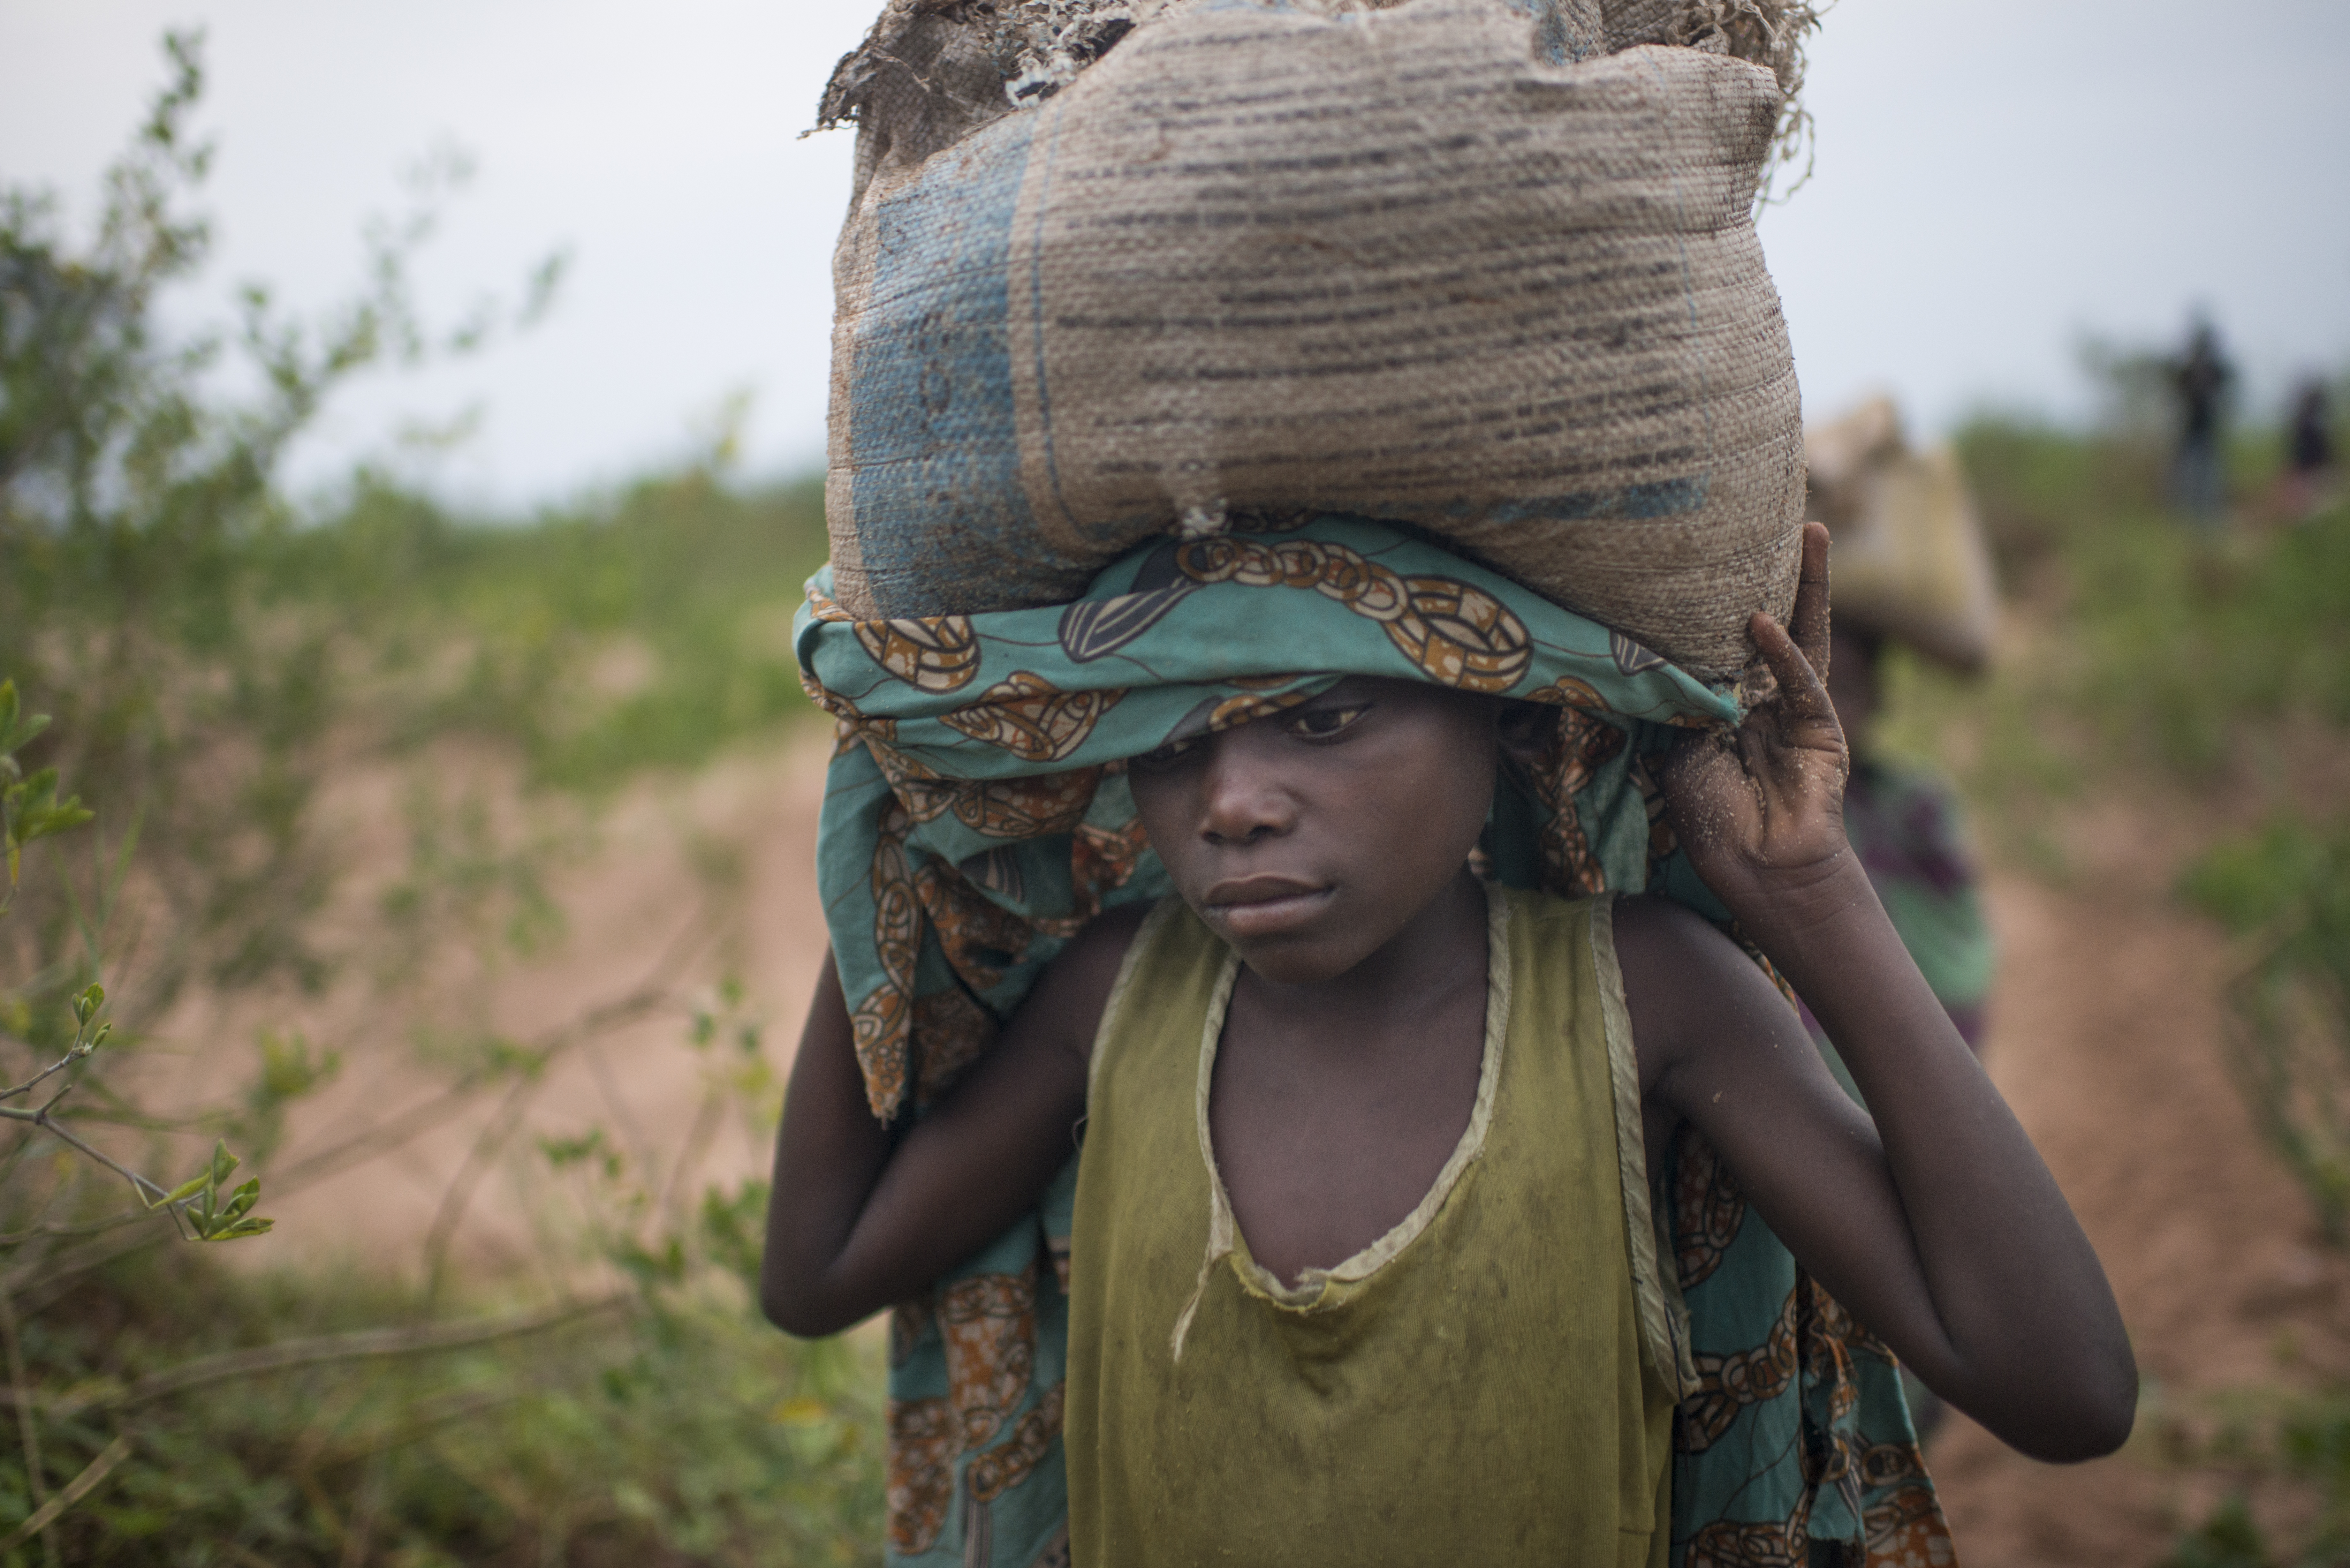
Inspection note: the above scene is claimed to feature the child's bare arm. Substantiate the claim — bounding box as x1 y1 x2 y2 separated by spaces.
1622 522 2136 1462
760 906 1144 1337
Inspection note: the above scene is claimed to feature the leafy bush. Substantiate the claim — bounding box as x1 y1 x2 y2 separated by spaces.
2181 815 2350 1242
1 34 859 1564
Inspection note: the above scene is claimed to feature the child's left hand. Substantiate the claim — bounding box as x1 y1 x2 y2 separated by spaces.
1659 521 1850 921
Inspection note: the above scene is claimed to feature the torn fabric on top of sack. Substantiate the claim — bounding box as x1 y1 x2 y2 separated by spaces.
817 0 1822 193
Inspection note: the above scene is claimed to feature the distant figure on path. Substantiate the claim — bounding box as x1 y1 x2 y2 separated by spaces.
2283 378 2337 521
2169 317 2236 526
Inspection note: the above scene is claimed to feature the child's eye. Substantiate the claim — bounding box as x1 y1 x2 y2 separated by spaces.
1133 735 1201 768
1287 705 1368 741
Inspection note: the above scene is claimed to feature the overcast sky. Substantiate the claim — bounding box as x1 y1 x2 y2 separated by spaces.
3 0 2345 508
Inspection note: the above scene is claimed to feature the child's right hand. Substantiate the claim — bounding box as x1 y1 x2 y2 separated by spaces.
1659 521 1855 935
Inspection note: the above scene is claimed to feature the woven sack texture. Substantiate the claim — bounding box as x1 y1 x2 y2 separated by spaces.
825 0 1807 678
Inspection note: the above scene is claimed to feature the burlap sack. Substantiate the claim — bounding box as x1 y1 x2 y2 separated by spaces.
1805 396 2000 671
823 0 1810 679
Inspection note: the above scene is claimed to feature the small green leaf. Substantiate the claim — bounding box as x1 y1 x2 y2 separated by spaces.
73 984 105 1026
157 1171 212 1208
219 1177 262 1223
208 1139 240 1189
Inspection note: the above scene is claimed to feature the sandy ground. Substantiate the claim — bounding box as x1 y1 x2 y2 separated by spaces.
148 721 2350 1559
150 731 840 1283
1929 844 2350 1560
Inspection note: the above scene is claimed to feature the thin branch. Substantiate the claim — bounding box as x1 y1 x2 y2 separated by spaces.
416 903 720 1308
416 1074 540 1311
0 1210 153 1247
305 1387 522 1472
0 1047 83 1104
269 908 710 1199
0 1433 130 1555
0 1105 174 1209
660 1086 726 1225
583 1036 654 1176
8 1294 627 1421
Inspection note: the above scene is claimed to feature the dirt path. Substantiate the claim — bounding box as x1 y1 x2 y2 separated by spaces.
1929 864 2350 1563
161 732 840 1280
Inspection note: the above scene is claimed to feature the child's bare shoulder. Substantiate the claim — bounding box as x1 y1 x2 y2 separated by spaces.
1610 893 1801 1081
1610 892 1754 988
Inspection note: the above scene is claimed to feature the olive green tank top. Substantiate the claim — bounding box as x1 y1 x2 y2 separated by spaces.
1066 885 1692 1567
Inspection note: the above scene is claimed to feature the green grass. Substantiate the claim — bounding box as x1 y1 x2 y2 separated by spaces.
267 468 834 794
21 1235 884 1567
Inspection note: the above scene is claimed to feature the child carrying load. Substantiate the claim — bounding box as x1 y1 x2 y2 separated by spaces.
765 2 2133 1563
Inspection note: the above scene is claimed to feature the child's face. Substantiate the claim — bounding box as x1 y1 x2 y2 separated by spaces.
1126 676 1498 985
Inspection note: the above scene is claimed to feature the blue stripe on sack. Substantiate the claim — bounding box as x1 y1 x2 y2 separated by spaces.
846 116 1045 615
1486 475 1710 525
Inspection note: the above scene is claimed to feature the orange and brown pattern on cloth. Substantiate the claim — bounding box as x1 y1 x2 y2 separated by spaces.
1069 816 1151 920
967 1382 1068 1505
856 614 985 693
1683 1450 1953 1568
912 984 998 1111
1173 535 1535 694
1681 1271 1951 1564
1686 1490 1952 1568
1678 1272 1892 1455
913 857 1036 993
845 745 1156 1123
1517 705 1626 897
866 737 1103 841
883 1266 1067 1556
942 1266 1039 1452
941 673 1122 764
1686 1519 1809 1568
1526 673 1610 711
850 802 923 1117
1800 1272 1889 1430
1857 1444 1956 1568
886 1397 961 1557
1629 750 1679 888
1673 1125 1749 1291
1386 575 1535 691
1681 1284 1802 1451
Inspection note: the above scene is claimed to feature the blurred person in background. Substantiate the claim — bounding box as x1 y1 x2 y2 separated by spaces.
2283 377 2337 521
1807 397 2004 1437
2168 315 2237 526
